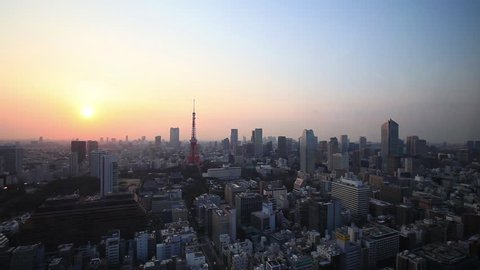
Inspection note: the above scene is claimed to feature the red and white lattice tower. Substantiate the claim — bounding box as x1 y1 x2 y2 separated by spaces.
187 99 201 165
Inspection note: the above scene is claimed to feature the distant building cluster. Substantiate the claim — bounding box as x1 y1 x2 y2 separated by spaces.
0 118 480 269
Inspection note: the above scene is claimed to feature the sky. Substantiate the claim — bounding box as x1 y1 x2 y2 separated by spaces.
1 1 479 143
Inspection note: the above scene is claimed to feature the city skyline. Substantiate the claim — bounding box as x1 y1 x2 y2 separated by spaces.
1 1 479 142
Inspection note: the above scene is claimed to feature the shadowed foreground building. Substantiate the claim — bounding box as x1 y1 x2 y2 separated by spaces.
17 193 146 249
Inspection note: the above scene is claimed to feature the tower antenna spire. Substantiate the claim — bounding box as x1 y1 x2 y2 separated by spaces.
187 99 200 165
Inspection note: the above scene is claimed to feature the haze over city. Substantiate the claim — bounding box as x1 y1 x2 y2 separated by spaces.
1 1 479 142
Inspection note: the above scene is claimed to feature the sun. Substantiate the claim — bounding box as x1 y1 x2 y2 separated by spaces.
81 106 95 119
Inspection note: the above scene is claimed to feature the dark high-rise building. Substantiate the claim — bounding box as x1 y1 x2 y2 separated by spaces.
406 136 419 156
221 138 230 155
253 128 263 158
169 128 180 147
340 135 349 154
155 136 162 147
86 140 98 154
71 141 87 163
327 137 339 172
277 136 287 159
0 145 23 175
381 119 399 170
230 129 238 155
406 136 426 157
308 199 342 236
235 192 262 226
359 136 367 158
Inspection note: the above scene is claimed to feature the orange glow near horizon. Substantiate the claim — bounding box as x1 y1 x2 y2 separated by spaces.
1 1 479 143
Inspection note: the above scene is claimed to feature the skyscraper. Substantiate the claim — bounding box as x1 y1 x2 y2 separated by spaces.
300 129 317 173
86 140 98 154
102 154 118 196
359 136 367 151
381 119 399 170
253 128 263 158
71 140 87 163
170 127 180 148
155 135 162 148
340 135 349 154
230 129 238 155
277 136 287 159
327 137 339 172
91 151 118 197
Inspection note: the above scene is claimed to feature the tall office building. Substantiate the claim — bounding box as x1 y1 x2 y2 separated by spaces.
155 136 162 148
71 141 87 164
170 127 180 148
211 207 237 249
359 136 367 151
235 192 262 226
101 154 118 197
340 135 349 153
89 150 102 178
331 153 349 172
277 136 287 159
135 231 150 263
300 129 317 173
381 119 399 169
0 145 23 175
86 140 98 154
230 129 238 155
308 199 342 236
362 225 400 269
225 182 247 207
91 151 118 197
406 136 427 157
105 230 121 267
331 175 370 224
327 137 339 172
253 128 263 158
69 152 79 176
406 136 418 156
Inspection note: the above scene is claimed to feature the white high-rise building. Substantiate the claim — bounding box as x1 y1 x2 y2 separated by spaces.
300 129 317 173
89 150 103 178
90 150 118 197
101 154 118 197
331 174 370 224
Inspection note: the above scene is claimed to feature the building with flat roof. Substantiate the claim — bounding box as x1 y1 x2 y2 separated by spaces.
361 225 399 270
396 250 426 270
0 145 23 175
331 174 370 224
235 193 262 226
207 166 241 180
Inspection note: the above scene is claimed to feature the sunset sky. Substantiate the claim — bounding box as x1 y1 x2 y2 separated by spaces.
1 1 479 142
